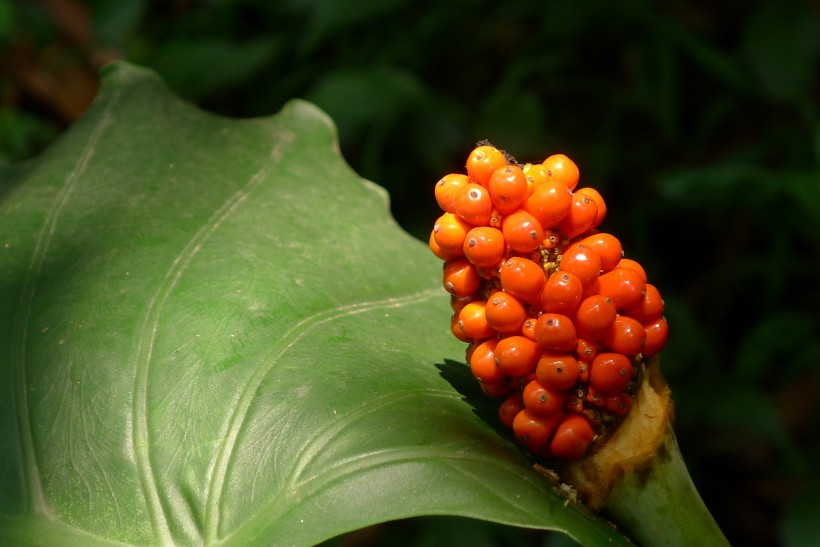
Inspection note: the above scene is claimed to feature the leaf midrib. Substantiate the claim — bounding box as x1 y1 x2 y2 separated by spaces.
11 98 116 520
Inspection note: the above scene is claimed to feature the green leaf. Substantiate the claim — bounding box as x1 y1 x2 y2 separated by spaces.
0 62 631 546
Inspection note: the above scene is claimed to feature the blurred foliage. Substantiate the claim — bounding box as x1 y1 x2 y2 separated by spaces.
1 0 818 545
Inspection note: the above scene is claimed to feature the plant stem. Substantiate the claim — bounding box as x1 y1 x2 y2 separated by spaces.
604 423 730 547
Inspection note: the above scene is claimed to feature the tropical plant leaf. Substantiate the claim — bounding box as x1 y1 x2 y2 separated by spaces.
0 62 632 546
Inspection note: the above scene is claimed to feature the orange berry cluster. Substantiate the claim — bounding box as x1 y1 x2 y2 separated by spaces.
429 144 669 462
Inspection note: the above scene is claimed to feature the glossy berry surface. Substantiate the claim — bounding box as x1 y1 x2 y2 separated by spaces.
430 144 669 462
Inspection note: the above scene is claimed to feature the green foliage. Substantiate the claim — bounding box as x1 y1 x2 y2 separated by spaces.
3 0 819 544
0 62 633 546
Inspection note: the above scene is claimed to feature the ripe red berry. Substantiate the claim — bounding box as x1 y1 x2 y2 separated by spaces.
521 317 538 341
549 414 595 461
522 380 566 417
499 257 546 304
589 352 633 393
450 314 472 343
435 173 470 213
485 291 527 333
623 283 664 323
542 154 580 191
502 210 545 253
493 335 542 377
574 187 607 229
642 317 669 357
454 183 493 226
575 337 598 364
523 163 548 193
470 338 505 384
481 380 515 398
557 190 598 239
579 232 623 272
442 258 481 297
534 313 578 352
536 353 581 391
615 258 647 282
433 212 471 255
594 267 647 311
522 180 572 229
600 315 646 356
605 392 633 416
429 230 461 261
463 226 505 268
457 301 497 340
575 294 617 336
498 392 525 428
466 145 507 186
540 271 584 316
488 165 528 214
513 408 564 451
559 243 602 291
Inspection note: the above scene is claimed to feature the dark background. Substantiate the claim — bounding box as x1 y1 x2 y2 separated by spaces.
2 1 819 545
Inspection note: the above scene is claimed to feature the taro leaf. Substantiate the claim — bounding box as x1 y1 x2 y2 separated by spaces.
0 62 632 546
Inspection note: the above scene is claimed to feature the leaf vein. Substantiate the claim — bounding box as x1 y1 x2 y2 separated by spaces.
130 126 291 545
204 287 441 543
10 104 113 517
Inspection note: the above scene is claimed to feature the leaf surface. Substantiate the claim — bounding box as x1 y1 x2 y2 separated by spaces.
0 62 631 546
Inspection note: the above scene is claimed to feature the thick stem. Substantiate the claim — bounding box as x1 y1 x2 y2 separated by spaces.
559 358 730 546
605 423 730 547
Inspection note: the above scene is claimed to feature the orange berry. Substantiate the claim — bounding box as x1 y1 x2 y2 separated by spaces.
540 271 584 316
498 392 525 428
451 294 480 315
434 173 470 213
589 352 633 393
493 335 542 377
575 294 617 336
534 313 578 353
578 232 623 271
450 314 472 342
442 258 481 297
550 414 595 461
536 353 581 391
642 317 669 357
429 229 461 261
575 187 607 229
559 243 602 291
542 153 580 191
457 301 497 340
522 180 572 229
575 337 598 364
623 283 664 323
466 145 507 186
605 392 633 416
616 258 647 282
463 226 505 268
454 183 493 226
499 256 546 304
485 291 527 333
433 212 471 255
488 165 529 214
469 338 505 384
502 210 545 253
594 267 647 310
522 380 566 417
557 190 598 239
600 315 646 356
521 317 538 341
523 163 548 194
513 408 564 451
481 380 515 398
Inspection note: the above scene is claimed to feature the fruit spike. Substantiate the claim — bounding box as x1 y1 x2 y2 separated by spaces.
431 144 729 546
431 144 665 461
